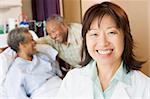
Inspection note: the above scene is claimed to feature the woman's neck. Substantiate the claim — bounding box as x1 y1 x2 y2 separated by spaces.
97 61 121 91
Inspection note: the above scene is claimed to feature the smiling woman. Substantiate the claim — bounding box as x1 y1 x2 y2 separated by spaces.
86 15 124 73
56 2 150 99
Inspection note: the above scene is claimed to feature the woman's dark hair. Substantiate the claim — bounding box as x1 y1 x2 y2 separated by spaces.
7 27 29 53
81 1 145 73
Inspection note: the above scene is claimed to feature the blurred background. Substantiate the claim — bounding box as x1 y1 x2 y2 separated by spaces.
0 0 149 76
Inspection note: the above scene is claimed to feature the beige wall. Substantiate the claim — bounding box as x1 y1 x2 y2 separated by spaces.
62 0 109 23
63 0 81 23
81 0 110 17
148 1 150 76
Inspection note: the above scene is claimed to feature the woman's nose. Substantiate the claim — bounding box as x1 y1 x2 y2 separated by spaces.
98 33 109 47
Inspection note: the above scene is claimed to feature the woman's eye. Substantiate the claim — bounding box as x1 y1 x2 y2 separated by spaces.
88 30 98 36
91 33 98 36
89 32 99 37
108 31 117 35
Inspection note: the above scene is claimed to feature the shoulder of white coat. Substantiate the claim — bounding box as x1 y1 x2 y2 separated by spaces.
131 70 150 87
132 71 150 97
63 67 87 81
66 67 83 77
59 67 89 93
132 70 150 81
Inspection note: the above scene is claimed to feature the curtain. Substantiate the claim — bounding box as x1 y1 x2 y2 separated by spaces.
32 0 60 37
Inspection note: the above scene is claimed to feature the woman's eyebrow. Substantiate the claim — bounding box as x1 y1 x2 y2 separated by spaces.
106 26 117 29
88 28 98 30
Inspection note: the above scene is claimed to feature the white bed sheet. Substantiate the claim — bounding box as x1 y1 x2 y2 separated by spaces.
31 76 62 99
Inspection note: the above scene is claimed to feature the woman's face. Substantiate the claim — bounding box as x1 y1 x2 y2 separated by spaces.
86 15 124 66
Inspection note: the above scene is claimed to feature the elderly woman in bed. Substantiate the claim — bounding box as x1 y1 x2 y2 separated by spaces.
4 27 62 99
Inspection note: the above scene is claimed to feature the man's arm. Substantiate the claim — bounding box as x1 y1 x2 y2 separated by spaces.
36 44 58 61
36 36 54 45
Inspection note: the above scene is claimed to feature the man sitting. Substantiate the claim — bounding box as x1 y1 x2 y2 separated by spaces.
4 27 62 99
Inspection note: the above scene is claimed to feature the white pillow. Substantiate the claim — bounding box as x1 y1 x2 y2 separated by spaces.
29 30 38 40
0 47 16 85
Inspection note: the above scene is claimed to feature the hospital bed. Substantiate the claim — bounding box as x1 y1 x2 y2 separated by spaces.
0 31 62 99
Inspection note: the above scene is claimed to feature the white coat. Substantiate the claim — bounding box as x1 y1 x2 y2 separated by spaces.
56 63 150 99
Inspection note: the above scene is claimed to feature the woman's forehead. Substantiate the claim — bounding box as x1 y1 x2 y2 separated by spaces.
90 15 117 28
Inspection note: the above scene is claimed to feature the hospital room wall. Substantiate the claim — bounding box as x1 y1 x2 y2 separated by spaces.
148 1 150 76
62 0 81 23
0 0 22 25
63 0 150 76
